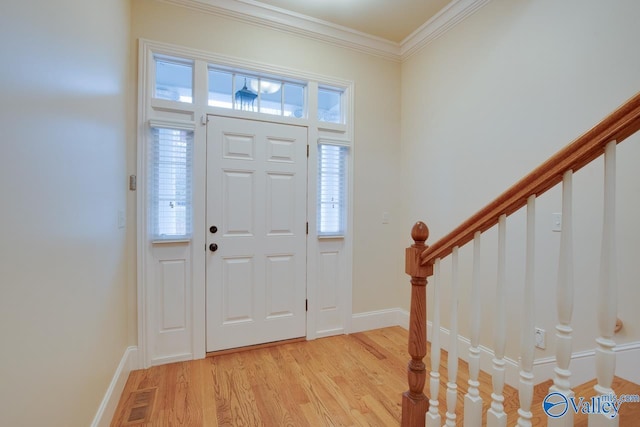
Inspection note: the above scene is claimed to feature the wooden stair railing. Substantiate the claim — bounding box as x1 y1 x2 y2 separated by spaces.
402 92 640 427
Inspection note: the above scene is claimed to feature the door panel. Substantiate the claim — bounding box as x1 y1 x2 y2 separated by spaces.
206 116 308 352
266 172 296 235
222 256 254 324
222 171 254 236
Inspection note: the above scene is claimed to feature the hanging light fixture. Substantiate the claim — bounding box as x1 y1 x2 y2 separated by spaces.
250 79 281 94
235 78 257 111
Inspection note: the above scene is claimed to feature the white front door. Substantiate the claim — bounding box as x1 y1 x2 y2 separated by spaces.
205 116 308 352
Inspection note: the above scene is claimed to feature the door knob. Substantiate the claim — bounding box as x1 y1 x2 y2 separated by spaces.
209 243 218 252
210 225 218 233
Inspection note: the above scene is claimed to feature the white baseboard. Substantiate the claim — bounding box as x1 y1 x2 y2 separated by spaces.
361 308 640 389
616 341 640 384
424 319 521 388
350 308 409 333
534 341 640 387
397 308 410 330
315 327 346 339
150 352 193 366
91 346 138 427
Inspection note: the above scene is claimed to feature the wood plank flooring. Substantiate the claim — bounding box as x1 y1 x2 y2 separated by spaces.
112 328 410 426
111 327 639 426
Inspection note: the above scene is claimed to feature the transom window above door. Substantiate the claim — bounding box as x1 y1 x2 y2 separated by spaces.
152 54 345 124
208 68 306 118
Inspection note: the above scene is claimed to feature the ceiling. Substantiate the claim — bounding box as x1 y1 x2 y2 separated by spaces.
246 0 453 43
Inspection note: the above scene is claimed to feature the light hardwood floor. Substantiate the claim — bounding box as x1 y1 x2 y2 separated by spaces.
111 327 639 426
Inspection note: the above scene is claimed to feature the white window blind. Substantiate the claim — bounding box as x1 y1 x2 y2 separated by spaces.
149 127 193 239
317 143 348 236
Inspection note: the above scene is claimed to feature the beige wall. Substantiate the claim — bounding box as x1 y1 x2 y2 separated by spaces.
128 0 405 327
401 0 640 359
0 0 130 426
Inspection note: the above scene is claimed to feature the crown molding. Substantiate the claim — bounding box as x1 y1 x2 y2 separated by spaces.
159 0 401 61
159 0 491 63
400 0 492 60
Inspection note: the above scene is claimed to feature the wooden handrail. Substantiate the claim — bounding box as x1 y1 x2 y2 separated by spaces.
420 92 640 267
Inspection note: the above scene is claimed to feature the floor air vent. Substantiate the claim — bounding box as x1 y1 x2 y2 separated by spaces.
124 388 156 424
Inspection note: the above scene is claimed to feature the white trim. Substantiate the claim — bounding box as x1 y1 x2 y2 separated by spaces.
151 239 191 244
159 0 400 61
318 123 348 133
157 0 492 62
424 321 640 389
140 39 353 92
616 341 640 384
137 40 150 369
400 0 492 60
90 347 138 427
355 309 640 389
399 309 640 388
350 308 409 333
148 118 196 131
397 308 410 330
533 340 640 387
317 137 351 147
315 327 346 339
150 353 194 366
424 320 521 388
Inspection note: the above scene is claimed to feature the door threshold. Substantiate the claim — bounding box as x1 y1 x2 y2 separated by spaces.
206 336 306 357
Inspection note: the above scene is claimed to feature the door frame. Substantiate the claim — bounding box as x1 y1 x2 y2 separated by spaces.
136 39 354 368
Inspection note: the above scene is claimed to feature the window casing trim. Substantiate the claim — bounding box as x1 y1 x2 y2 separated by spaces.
149 118 196 131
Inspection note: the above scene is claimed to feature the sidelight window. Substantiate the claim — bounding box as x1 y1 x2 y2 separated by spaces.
149 127 193 239
317 143 348 236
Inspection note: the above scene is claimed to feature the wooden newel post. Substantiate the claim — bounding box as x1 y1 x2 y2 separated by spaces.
401 221 433 427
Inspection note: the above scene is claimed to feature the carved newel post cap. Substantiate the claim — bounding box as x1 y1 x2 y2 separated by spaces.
411 221 429 245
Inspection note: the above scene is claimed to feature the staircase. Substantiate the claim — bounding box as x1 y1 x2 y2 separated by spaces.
426 347 639 425
401 92 640 427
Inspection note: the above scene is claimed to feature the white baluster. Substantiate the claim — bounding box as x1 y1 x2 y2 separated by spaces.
445 247 460 427
589 141 618 427
487 214 507 427
464 232 482 427
549 170 575 427
426 258 441 427
517 196 536 427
